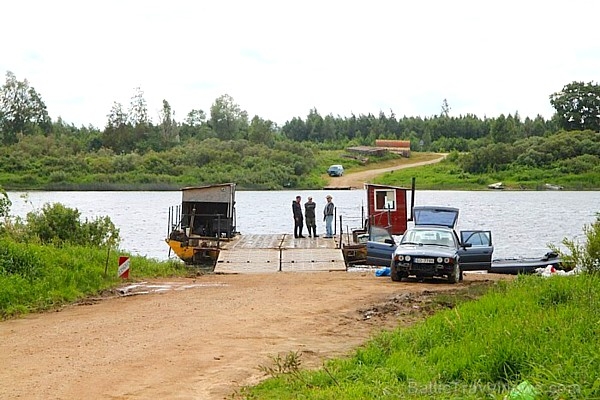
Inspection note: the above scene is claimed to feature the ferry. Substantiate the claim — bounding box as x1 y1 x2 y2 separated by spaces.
166 183 237 266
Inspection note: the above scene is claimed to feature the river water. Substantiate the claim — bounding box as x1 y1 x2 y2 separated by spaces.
5 190 599 262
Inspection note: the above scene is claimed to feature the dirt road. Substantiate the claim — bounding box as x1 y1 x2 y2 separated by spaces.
329 153 447 188
0 271 505 399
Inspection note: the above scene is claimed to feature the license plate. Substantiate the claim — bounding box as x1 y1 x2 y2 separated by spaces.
415 258 434 264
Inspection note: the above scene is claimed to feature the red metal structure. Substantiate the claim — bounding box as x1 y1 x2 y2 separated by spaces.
365 181 414 235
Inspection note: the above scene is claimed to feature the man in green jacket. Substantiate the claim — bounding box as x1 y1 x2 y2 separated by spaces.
304 197 318 238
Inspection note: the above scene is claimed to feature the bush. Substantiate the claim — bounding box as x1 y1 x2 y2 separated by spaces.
21 203 120 247
0 238 42 279
0 188 10 219
551 213 600 273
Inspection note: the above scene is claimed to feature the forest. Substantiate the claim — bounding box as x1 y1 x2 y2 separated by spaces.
1 71 599 190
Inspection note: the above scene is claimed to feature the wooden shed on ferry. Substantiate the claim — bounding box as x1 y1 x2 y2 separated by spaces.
365 182 414 235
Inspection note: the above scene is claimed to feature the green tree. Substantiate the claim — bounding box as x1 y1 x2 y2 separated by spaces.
102 102 133 153
490 114 520 143
306 108 324 141
281 117 307 141
248 116 275 146
0 71 51 144
128 87 149 127
158 99 180 145
550 81 600 131
210 94 248 140
440 98 451 117
181 109 212 140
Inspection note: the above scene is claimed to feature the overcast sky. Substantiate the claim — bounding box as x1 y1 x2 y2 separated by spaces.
2 0 599 129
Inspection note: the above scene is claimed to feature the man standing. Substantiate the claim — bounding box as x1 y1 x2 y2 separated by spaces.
323 194 334 238
304 197 318 237
292 195 305 238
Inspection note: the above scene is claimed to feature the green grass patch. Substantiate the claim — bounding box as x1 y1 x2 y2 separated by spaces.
374 156 600 191
244 275 600 399
0 237 186 319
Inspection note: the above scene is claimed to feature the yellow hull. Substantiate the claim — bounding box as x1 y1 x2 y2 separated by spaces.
166 238 220 265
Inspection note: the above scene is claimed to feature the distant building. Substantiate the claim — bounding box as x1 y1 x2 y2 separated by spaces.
374 140 411 157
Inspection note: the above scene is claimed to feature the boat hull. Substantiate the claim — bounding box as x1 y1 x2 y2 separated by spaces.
491 252 561 274
166 237 220 267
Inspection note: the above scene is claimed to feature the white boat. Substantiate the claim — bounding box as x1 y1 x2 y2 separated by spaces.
544 183 564 190
488 182 504 190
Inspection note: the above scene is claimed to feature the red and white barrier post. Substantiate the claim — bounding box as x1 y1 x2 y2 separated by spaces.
118 256 130 279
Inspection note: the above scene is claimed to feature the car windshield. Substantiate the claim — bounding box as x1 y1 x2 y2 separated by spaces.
401 228 454 247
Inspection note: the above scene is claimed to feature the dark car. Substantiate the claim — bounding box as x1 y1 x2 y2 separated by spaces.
366 206 494 283
327 164 344 177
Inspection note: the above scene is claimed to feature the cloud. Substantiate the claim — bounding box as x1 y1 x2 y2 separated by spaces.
1 0 599 128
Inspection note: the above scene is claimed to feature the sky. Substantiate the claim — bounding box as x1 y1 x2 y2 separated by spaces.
2 0 599 129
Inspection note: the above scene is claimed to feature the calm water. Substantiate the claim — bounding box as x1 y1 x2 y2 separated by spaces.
6 190 600 262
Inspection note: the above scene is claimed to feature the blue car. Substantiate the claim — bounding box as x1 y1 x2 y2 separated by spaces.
327 164 344 177
366 206 493 283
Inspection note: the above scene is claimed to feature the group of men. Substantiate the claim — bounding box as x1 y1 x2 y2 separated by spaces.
292 195 335 238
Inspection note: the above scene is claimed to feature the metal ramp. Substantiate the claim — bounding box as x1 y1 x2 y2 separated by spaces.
214 234 346 273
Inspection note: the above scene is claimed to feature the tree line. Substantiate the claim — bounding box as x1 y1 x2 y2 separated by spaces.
0 70 599 189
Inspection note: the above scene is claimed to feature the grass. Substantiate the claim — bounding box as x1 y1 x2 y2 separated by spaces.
373 156 600 190
242 274 600 399
0 237 186 319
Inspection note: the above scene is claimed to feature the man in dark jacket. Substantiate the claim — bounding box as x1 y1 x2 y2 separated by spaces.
292 195 305 238
304 197 318 237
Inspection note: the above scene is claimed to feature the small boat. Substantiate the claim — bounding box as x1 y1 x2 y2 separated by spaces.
488 182 505 190
544 183 564 191
490 251 562 274
166 183 237 267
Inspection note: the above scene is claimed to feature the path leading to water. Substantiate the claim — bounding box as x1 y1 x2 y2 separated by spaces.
0 271 510 400
328 153 447 189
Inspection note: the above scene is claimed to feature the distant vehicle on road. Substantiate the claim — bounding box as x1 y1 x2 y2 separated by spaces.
327 164 344 177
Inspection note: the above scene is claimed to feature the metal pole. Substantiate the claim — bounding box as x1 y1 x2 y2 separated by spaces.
190 206 196 236
361 205 364 230
334 207 337 235
338 215 343 248
279 247 283 272
278 235 286 272
167 206 170 237
217 215 221 249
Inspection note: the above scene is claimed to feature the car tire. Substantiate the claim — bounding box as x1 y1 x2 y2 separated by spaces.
448 263 460 284
390 262 402 282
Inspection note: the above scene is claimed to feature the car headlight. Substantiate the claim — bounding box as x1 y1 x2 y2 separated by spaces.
404 255 411 262
436 257 443 263
444 257 452 264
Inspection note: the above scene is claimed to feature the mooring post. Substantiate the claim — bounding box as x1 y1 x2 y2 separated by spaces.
279 247 283 272
278 234 286 272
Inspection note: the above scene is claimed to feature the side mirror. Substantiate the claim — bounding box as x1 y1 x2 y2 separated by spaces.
461 242 473 248
385 238 395 245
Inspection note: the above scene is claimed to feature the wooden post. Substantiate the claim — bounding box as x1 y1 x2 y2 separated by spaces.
104 246 111 277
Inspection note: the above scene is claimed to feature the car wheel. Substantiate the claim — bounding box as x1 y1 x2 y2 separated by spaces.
447 263 460 284
390 262 402 282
